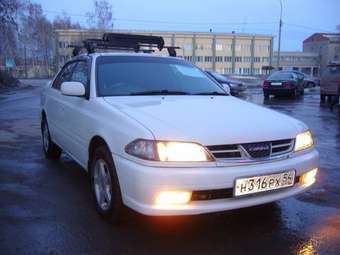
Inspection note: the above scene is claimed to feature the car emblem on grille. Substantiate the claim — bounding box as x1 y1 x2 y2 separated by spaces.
248 145 270 152
242 142 271 158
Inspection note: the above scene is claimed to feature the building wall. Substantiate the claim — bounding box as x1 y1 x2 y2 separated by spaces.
55 29 273 75
303 33 340 75
273 51 320 76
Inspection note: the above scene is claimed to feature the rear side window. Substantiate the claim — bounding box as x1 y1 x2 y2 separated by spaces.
52 63 77 90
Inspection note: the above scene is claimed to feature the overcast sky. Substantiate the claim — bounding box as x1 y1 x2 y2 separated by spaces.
35 0 340 51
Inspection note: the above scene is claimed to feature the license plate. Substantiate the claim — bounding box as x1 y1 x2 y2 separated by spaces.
271 82 282 86
234 170 295 197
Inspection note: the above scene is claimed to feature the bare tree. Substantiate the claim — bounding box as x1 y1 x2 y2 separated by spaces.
53 11 81 29
86 0 113 29
0 0 20 63
19 2 54 77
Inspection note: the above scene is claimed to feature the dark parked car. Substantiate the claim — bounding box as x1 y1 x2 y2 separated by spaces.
205 71 247 95
263 71 304 98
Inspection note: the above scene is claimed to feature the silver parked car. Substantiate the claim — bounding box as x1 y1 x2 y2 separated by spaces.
206 71 247 95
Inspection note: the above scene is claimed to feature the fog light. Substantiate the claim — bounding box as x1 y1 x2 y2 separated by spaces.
300 168 318 187
155 191 191 207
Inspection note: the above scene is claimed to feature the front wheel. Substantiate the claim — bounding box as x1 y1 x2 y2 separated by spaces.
90 145 124 223
41 118 62 159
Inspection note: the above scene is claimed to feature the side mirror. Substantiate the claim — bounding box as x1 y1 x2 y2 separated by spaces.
221 83 231 94
61 81 85 96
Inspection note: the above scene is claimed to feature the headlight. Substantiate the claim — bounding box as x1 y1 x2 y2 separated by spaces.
294 130 314 152
125 139 213 162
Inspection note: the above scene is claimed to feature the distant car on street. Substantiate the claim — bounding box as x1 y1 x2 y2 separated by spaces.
205 71 247 95
302 74 319 88
320 62 340 104
263 71 305 98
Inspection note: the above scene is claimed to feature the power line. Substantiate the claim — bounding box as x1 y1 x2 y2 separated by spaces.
43 9 276 26
43 9 336 33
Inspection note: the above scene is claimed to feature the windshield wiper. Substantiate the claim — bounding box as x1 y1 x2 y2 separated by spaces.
193 91 228 96
129 90 190 96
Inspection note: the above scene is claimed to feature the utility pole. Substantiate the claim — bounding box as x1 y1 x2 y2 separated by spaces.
24 45 27 79
276 0 283 69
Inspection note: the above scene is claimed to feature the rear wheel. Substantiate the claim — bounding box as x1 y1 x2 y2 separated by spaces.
263 91 269 99
41 118 62 159
291 89 298 99
320 94 326 104
90 145 124 224
300 88 305 96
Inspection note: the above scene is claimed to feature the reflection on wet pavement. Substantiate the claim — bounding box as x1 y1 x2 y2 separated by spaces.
0 83 339 254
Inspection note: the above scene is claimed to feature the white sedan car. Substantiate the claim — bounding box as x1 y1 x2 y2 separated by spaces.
41 53 319 222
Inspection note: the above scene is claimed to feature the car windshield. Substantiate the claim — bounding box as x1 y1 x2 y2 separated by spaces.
268 72 295 80
96 56 226 96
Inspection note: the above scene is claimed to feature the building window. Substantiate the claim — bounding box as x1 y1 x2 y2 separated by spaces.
183 44 193 51
204 56 213 62
243 68 251 75
224 44 232 51
224 56 232 62
215 44 223 51
224 68 232 74
253 57 261 62
253 68 261 75
241 44 251 51
235 45 241 52
243 56 252 62
235 56 242 62
215 56 223 62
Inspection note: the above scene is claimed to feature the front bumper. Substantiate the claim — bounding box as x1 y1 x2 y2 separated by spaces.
113 149 319 216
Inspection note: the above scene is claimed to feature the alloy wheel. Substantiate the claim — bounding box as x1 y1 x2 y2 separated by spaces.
93 159 113 211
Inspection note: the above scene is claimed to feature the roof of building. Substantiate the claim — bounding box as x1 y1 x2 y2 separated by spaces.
303 33 340 44
54 29 274 39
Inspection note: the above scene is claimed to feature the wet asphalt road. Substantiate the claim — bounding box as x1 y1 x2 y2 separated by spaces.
0 80 340 255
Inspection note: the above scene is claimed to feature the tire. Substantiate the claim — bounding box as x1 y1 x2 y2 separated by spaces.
291 89 297 99
320 94 326 104
263 91 269 99
90 145 124 223
41 117 62 159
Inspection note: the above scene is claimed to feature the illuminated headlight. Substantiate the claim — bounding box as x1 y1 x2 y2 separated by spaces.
125 139 213 162
294 130 314 152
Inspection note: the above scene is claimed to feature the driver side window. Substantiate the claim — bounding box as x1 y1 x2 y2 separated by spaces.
52 62 76 90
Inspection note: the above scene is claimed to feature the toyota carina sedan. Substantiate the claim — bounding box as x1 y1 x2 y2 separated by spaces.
41 49 319 222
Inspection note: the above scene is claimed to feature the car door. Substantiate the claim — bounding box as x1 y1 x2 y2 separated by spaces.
57 59 92 166
45 62 77 147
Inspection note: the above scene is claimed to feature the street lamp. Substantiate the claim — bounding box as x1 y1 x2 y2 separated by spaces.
276 0 283 69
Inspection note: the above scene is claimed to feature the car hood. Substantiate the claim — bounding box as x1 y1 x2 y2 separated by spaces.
103 96 306 145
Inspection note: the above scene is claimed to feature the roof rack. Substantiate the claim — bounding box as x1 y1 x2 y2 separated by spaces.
69 33 180 57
